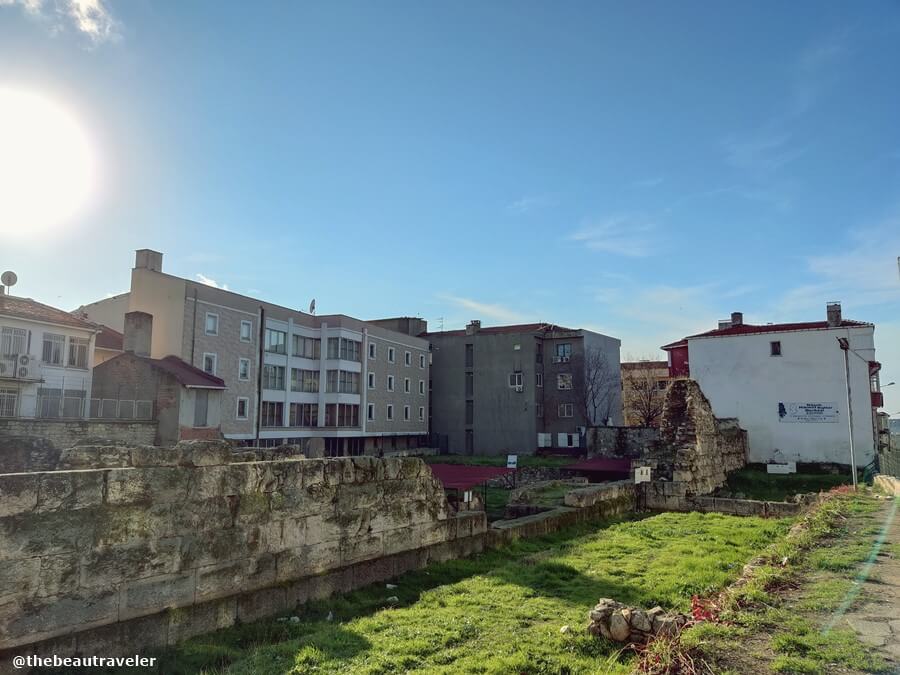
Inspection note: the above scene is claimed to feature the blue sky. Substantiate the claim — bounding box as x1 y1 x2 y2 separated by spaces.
2 1 900 412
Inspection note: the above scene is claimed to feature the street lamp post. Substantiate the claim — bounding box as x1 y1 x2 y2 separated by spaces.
837 337 857 490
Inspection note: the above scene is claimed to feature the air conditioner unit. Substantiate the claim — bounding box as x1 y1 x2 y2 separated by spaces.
551 356 562 364
514 385 524 393
16 356 37 380
561 356 570 363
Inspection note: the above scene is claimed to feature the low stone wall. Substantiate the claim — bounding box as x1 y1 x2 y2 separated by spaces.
0 451 484 657
689 496 803 517
564 480 634 509
586 427 659 458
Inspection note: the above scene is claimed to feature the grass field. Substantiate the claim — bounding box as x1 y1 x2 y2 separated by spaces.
722 467 856 502
134 511 791 675
421 454 575 469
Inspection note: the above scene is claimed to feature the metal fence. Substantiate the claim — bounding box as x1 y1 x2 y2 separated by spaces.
0 391 154 421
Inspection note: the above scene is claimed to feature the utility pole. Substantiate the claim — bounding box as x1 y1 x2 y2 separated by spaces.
837 337 857 489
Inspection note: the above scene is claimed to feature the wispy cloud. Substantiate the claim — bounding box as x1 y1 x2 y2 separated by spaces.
437 294 528 323
721 130 806 173
196 273 230 291
506 194 555 214
630 177 664 189
789 32 849 115
0 0 117 43
568 216 656 257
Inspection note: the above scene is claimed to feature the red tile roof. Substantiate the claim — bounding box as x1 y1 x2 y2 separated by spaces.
0 295 97 331
95 325 124 351
423 322 573 338
662 320 872 350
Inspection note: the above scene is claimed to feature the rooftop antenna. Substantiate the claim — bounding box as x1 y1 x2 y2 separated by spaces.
1 271 17 295
308 298 316 315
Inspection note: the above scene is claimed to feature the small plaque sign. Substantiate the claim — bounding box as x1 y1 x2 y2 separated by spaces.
635 466 651 484
506 454 518 469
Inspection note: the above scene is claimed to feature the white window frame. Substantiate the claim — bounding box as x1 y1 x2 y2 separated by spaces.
238 358 251 381
368 342 377 359
403 405 410 421
418 406 425 421
388 347 395 363
558 403 574 418
236 397 250 419
419 353 426 368
508 372 523 388
557 373 573 390
536 372 543 387
404 351 411 366
387 375 395 392
419 380 425 395
367 372 375 389
367 403 375 421
202 352 217 376
205 312 219 336
240 320 253 343
404 377 411 393
386 404 394 421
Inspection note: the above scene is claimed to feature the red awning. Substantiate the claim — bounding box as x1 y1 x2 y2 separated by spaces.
427 464 514 491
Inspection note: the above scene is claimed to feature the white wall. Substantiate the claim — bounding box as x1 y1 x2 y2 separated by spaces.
688 326 876 466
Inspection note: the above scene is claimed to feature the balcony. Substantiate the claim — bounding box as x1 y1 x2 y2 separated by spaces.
871 391 884 408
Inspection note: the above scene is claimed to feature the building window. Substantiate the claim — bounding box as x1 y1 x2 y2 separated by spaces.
205 313 219 336
340 370 360 394
465 400 474 425
194 390 209 427
289 402 318 427
419 380 425 395
536 372 543 388
368 372 375 389
418 406 425 421
328 337 361 361
263 364 285 390
536 341 543 363
291 368 319 392
536 402 543 417
240 320 253 342
403 405 410 421
368 342 376 359
260 401 283 427
292 335 321 359
387 375 395 392
419 354 425 368
465 343 473 367
236 397 249 420
42 333 65 366
67 337 89 369
508 371 523 388
0 388 18 417
405 351 411 366
386 404 394 421
465 429 474 453
465 372 474 397
0 327 27 357
265 328 287 354
558 403 574 418
404 377 411 393
770 341 782 357
556 343 572 358
238 358 251 380
367 403 375 421
557 373 573 390
202 352 217 376
388 347 396 363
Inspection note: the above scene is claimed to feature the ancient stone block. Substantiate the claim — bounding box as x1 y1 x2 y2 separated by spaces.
236 586 289 624
323 458 355 486
341 533 383 565
0 473 38 518
167 597 237 645
0 555 39 601
120 571 195 620
106 467 190 505
2 587 119 644
335 483 383 512
0 509 97 561
81 539 181 589
37 470 104 513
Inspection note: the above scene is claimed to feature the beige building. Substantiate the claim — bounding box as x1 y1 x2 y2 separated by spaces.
77 250 430 454
621 360 671 427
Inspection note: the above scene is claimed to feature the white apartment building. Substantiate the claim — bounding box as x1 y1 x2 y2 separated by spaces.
0 291 98 419
662 303 882 467
77 250 430 454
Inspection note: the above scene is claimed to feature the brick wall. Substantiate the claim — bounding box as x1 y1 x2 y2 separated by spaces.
0 449 486 657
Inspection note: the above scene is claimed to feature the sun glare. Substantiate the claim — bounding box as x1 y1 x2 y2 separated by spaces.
0 87 97 236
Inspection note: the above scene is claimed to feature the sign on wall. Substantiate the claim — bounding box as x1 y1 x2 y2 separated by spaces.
506 454 518 469
777 402 839 423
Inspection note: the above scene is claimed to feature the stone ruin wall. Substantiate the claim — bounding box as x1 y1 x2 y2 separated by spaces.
642 379 748 510
0 442 486 660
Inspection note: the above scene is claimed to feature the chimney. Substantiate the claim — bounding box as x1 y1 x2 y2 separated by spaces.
731 312 743 326
123 311 153 357
465 320 481 336
718 319 732 329
826 302 842 328
134 249 163 273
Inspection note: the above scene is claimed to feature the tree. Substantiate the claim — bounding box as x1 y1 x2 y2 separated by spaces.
575 346 619 426
623 360 667 427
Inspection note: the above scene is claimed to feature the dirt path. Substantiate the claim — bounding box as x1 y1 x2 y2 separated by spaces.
829 496 900 671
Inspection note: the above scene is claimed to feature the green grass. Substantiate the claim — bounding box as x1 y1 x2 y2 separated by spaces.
421 454 575 469
483 487 511 520
722 467 855 502
132 511 790 675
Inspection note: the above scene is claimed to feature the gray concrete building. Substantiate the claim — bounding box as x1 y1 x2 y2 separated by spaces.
77 250 430 455
426 320 622 456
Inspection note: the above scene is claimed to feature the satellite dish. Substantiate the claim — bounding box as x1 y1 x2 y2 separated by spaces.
0 271 16 288
309 298 316 315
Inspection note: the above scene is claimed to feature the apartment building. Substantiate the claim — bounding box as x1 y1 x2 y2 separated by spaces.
621 360 671 427
662 304 881 466
426 320 622 456
77 250 430 454
0 291 98 418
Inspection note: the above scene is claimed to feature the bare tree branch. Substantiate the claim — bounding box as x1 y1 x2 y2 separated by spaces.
574 346 618 426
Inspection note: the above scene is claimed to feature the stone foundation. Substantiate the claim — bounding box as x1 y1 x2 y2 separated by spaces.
587 598 689 643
